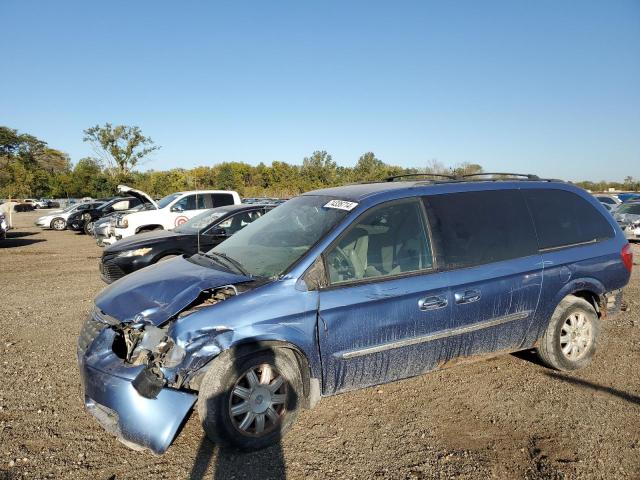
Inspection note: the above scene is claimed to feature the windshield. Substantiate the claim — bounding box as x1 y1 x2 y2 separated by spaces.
617 203 640 215
209 195 351 278
157 193 181 209
175 209 227 234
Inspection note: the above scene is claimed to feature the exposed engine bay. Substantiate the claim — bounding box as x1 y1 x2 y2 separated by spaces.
109 285 243 398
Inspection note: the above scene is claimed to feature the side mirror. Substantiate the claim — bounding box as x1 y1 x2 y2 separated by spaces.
171 205 184 212
210 227 227 236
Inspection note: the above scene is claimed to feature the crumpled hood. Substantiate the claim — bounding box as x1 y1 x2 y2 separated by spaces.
95 256 251 325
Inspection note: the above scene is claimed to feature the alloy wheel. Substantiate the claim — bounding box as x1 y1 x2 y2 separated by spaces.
52 218 66 230
560 311 593 360
229 364 287 436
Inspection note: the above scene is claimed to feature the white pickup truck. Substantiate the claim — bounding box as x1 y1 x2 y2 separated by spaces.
110 185 241 241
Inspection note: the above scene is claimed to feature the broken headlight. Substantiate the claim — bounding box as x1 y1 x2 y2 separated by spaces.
113 323 185 368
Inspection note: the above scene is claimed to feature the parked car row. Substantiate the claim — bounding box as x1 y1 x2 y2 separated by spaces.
613 200 640 241
593 192 640 213
74 174 632 455
11 198 61 209
35 201 106 230
32 186 281 284
99 203 275 282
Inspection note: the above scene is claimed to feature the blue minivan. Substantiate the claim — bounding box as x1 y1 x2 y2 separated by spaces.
78 174 633 454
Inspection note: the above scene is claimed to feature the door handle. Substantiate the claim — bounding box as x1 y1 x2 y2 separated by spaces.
418 295 448 311
454 289 481 304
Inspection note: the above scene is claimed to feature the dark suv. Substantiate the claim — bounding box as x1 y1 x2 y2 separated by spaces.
67 197 145 235
78 174 632 454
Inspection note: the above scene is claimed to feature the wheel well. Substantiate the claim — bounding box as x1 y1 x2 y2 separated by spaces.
571 290 603 317
136 224 164 233
201 341 319 409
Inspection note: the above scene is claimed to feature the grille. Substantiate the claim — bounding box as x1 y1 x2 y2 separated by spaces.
78 314 108 355
101 259 126 283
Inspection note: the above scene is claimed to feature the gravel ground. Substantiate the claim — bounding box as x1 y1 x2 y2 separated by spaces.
1 210 639 480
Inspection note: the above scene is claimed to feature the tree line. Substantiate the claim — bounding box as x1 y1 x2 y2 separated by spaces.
1 124 635 200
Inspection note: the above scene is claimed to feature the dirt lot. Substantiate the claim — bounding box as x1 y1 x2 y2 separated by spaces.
1 210 639 480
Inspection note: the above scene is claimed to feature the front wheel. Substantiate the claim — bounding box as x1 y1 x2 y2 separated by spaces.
197 348 303 450
84 221 95 235
51 218 66 231
536 295 600 371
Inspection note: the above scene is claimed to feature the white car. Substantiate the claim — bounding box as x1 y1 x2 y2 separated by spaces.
112 186 241 240
35 201 105 231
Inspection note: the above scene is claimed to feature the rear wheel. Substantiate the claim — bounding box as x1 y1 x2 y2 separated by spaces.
536 295 600 371
197 348 302 450
51 218 66 231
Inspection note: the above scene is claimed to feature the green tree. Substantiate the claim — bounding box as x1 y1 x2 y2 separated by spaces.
36 148 71 173
451 162 483 177
301 150 337 190
69 158 107 197
352 152 387 182
83 123 160 177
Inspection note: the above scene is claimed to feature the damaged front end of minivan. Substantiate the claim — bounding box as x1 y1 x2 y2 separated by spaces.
77 258 265 454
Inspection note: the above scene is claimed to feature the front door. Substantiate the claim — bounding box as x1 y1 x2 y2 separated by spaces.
171 194 207 228
317 198 452 394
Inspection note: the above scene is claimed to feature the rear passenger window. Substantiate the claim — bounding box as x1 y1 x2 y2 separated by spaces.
523 189 614 250
326 199 433 285
425 190 538 269
210 194 235 207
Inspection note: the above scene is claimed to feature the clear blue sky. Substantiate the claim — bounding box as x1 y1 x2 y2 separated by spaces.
3 0 639 182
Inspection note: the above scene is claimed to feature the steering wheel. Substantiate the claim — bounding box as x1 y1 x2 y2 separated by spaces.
328 246 356 281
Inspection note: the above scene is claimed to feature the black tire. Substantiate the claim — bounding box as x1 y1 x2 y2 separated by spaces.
536 295 600 371
84 221 95 235
197 348 303 450
50 218 66 231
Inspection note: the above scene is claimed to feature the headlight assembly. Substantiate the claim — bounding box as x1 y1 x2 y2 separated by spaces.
118 247 153 258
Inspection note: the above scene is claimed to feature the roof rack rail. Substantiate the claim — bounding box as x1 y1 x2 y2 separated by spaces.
457 172 540 180
385 173 456 182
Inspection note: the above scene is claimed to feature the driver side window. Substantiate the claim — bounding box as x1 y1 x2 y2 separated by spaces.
325 199 433 285
216 211 264 235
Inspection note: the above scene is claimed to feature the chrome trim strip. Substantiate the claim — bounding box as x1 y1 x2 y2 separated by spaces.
336 310 532 360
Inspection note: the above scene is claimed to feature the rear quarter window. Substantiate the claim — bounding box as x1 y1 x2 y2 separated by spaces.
424 190 538 269
523 189 614 250
211 193 235 207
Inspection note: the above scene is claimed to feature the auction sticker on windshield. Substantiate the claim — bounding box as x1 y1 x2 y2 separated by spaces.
323 200 358 211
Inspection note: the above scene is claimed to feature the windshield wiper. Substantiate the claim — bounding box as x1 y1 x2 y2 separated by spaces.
201 252 251 277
